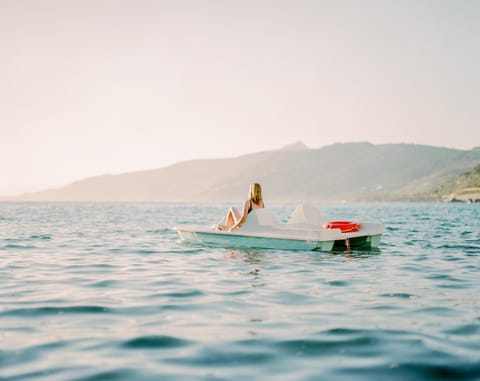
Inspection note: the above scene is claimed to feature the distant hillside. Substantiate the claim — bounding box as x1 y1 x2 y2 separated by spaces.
428 164 480 202
5 142 480 202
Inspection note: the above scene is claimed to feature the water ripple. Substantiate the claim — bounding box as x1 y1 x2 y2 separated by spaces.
122 335 191 349
1 305 113 317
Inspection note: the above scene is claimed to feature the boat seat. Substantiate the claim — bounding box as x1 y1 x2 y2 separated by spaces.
287 203 327 227
241 208 277 231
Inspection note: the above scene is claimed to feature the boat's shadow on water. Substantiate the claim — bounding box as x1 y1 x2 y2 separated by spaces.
331 248 382 260
223 246 381 264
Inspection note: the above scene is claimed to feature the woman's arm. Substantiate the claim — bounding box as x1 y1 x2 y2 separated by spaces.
229 200 249 231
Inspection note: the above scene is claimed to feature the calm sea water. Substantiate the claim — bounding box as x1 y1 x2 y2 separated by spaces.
1 202 479 381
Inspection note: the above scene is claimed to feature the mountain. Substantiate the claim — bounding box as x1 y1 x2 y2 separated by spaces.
6 142 480 202
279 141 309 151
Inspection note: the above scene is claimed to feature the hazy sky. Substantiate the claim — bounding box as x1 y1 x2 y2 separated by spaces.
1 0 479 195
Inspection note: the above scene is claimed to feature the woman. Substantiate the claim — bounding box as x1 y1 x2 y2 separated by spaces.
218 182 264 232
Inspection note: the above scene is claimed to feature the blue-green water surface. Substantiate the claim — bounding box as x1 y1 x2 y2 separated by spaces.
1 202 479 380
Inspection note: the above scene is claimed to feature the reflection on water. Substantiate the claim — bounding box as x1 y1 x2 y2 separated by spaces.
225 249 268 264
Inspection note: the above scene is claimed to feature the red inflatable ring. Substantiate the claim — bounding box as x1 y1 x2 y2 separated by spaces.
324 221 361 233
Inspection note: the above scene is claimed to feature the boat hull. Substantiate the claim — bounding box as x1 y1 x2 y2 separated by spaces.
175 228 383 252
177 229 335 251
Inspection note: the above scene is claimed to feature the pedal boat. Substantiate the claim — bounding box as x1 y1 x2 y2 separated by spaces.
175 204 384 252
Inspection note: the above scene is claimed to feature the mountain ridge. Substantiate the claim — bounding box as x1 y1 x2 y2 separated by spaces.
4 142 480 202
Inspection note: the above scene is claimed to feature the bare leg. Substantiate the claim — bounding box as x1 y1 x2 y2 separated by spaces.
220 207 240 231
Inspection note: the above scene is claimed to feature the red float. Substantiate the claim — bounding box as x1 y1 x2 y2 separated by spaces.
324 221 361 233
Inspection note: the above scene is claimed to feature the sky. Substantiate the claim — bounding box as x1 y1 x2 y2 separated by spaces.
1 0 479 195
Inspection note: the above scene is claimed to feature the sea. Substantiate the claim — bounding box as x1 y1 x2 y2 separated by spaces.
1 202 479 381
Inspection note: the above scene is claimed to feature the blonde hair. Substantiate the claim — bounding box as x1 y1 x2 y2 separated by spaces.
249 182 263 205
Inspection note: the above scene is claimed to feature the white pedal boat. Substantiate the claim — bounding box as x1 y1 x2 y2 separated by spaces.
175 204 384 252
